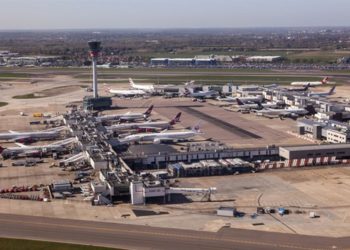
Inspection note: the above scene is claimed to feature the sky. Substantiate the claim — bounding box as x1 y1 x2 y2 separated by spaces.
0 0 349 30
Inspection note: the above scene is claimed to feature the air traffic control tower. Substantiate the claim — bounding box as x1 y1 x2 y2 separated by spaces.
83 40 112 110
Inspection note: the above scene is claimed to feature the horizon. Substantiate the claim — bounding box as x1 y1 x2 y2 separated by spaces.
0 26 349 32
1 0 349 30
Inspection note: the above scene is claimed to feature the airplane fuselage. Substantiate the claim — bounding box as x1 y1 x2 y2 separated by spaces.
0 131 59 141
106 121 171 131
121 131 197 143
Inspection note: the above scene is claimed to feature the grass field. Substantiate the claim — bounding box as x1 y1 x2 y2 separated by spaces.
0 73 31 78
0 102 8 107
76 74 323 85
0 237 119 250
12 93 43 99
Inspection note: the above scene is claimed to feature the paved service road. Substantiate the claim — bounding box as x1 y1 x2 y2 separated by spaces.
0 213 347 250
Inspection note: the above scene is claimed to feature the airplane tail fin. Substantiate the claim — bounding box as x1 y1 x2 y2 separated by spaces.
144 105 154 116
304 83 311 91
169 112 182 125
129 78 135 88
15 142 27 148
305 105 317 115
183 87 191 96
191 121 202 133
257 102 264 109
236 98 244 106
185 80 195 86
322 77 329 84
103 84 111 93
329 86 336 95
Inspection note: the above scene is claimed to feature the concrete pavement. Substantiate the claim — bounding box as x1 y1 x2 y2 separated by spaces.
0 213 347 250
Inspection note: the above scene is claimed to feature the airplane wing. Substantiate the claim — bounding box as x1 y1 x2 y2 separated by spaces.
44 126 66 132
25 150 41 154
49 138 76 146
8 130 18 133
15 142 27 148
138 126 162 130
9 136 30 142
153 137 173 142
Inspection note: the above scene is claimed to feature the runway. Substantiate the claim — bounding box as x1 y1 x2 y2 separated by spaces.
0 213 347 250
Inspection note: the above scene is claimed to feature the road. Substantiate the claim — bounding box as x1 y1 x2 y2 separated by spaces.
0 213 347 250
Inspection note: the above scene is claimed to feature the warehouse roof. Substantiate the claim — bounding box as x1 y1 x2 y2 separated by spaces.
281 144 350 152
127 144 178 155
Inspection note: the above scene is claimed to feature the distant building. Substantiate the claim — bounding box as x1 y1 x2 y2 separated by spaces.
245 56 283 63
150 58 168 66
6 56 60 66
168 58 194 66
279 144 350 160
195 58 216 66
213 55 233 63
297 119 350 143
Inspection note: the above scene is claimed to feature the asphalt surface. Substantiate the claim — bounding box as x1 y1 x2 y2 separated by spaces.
178 106 262 139
2 68 350 79
0 213 348 250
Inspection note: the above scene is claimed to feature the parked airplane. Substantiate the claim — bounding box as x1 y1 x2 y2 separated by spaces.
96 105 154 122
118 123 202 144
184 87 218 99
0 138 76 159
184 80 196 86
106 112 182 132
0 127 64 143
218 95 264 104
308 86 336 98
256 106 316 119
129 78 154 92
291 77 329 87
104 85 146 97
236 99 278 110
285 83 311 92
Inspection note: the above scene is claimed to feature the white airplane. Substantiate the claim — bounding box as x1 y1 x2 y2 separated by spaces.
291 77 330 87
129 78 154 92
308 86 336 98
256 106 316 119
104 85 146 97
118 123 202 144
106 112 181 132
284 83 311 92
0 138 76 159
235 99 278 110
218 95 264 103
96 105 153 122
184 87 218 99
184 80 196 86
0 127 64 143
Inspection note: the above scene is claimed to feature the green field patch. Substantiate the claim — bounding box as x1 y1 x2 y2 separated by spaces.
0 72 31 78
0 102 8 107
286 50 350 63
79 74 323 85
13 85 81 99
13 93 43 99
0 237 120 250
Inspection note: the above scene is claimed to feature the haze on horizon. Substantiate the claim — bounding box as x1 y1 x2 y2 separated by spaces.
1 0 349 30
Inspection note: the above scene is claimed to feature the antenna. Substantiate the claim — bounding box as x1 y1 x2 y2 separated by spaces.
88 40 102 98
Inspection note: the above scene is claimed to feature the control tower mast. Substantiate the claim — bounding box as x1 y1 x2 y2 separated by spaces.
88 40 101 98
